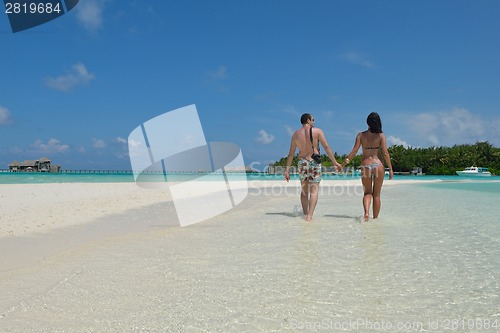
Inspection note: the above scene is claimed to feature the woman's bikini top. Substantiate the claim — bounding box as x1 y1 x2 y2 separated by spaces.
362 136 381 150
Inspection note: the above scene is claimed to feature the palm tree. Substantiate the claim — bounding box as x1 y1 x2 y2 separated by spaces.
388 145 406 172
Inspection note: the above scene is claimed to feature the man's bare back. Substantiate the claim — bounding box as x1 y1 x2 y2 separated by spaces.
292 126 318 159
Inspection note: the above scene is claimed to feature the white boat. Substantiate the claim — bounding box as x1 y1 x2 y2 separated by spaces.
456 166 491 177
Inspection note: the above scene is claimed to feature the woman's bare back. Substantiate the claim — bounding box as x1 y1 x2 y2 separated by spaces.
360 131 382 161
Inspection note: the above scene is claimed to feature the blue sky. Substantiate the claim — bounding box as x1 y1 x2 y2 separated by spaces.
1 0 500 171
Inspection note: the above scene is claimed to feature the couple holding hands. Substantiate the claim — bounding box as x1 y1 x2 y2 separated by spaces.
284 112 394 222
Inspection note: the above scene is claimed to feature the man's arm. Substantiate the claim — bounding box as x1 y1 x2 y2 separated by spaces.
317 129 342 172
284 136 297 182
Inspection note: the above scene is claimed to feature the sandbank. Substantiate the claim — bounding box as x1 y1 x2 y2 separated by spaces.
1 178 498 332
0 178 431 238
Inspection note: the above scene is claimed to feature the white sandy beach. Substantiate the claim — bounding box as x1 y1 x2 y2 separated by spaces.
0 179 420 238
0 182 174 238
1 178 498 332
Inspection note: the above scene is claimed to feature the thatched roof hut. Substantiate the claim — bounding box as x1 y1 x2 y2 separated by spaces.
8 157 60 172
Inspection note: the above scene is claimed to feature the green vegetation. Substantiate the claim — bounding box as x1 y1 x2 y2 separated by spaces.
269 141 500 175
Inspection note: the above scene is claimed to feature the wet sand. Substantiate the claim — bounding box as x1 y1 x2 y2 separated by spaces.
1 179 498 332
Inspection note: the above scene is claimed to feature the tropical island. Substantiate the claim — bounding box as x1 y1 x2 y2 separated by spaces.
269 141 500 175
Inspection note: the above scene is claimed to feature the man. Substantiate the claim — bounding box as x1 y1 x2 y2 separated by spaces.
284 113 342 221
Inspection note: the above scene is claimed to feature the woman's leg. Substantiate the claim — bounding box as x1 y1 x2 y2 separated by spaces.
361 172 373 221
372 165 385 218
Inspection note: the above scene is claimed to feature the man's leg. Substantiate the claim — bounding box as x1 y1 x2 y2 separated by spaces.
305 182 319 221
300 180 309 215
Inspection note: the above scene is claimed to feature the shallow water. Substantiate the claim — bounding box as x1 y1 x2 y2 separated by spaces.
2 170 499 184
0 181 498 332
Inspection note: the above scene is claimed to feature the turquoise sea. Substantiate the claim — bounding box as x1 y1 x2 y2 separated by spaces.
1 172 499 331
0 171 138 184
1 171 499 184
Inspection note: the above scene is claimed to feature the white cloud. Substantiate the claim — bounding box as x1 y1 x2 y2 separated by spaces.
491 119 500 134
339 52 375 68
115 152 130 160
127 138 142 149
487 118 500 146
76 0 105 32
285 125 294 137
0 106 12 125
255 129 275 145
9 146 23 154
441 108 485 135
409 108 487 146
126 138 145 158
254 92 280 101
322 110 335 119
113 137 130 159
207 65 228 80
29 138 70 154
45 63 95 92
114 137 127 145
283 105 299 117
205 65 229 92
386 136 410 148
93 138 107 149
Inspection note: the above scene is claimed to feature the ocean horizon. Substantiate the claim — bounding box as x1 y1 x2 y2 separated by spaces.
1 170 500 184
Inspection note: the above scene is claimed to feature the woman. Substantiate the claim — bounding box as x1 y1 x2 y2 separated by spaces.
342 112 394 221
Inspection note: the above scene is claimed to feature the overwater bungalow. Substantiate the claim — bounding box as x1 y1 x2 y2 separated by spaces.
8 157 61 172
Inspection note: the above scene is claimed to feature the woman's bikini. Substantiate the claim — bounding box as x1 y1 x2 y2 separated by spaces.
361 161 382 170
360 143 382 170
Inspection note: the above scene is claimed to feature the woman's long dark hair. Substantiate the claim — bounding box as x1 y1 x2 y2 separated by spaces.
367 112 383 133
